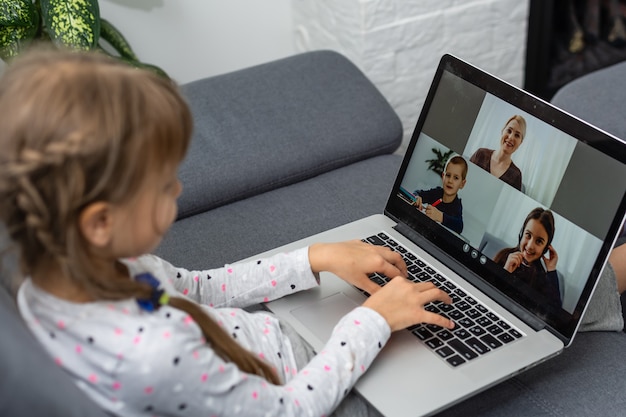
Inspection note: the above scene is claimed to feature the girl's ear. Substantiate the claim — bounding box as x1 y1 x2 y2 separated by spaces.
79 202 113 248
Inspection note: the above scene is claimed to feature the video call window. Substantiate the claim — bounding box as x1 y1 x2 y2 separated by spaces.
396 79 624 315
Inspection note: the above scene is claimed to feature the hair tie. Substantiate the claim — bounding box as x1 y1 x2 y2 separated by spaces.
135 272 170 312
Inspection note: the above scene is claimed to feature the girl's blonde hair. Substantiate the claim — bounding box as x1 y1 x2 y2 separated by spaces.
0 48 279 384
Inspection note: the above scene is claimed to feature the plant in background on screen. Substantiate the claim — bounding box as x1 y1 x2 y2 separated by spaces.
425 147 455 177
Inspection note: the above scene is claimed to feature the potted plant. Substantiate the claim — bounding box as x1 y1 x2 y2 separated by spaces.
0 0 166 76
425 147 455 177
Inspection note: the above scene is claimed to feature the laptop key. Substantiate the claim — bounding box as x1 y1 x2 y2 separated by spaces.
455 300 471 311
425 304 441 314
457 317 475 328
436 329 455 341
466 337 491 355
497 320 511 330
439 303 455 313
366 235 386 246
408 265 422 275
448 339 478 361
486 312 499 321
476 304 488 314
447 310 465 321
405 252 417 262
369 275 385 286
476 316 493 327
466 308 482 319
498 332 515 344
453 329 471 340
412 327 433 340
436 346 455 358
480 334 503 349
426 338 444 349
446 355 466 367
469 326 486 337
487 324 504 335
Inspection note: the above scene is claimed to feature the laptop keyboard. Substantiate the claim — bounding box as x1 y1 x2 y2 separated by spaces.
361 232 524 367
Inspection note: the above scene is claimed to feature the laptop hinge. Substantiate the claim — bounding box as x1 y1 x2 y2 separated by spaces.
393 222 547 332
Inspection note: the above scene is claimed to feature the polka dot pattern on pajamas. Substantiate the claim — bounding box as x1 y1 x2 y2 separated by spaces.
17 247 391 416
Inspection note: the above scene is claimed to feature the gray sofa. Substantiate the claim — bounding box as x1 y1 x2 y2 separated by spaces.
1 50 624 416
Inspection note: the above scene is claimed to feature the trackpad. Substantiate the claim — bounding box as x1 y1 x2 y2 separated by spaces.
291 292 360 342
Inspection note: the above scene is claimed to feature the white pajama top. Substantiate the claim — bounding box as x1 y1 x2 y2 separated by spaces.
17 248 391 416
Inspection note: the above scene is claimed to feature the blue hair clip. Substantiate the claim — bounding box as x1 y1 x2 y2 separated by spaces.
135 272 170 312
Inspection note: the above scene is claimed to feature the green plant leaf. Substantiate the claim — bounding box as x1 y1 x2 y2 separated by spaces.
99 17 137 60
425 148 455 176
40 0 99 50
0 16 37 60
0 0 36 27
118 55 169 79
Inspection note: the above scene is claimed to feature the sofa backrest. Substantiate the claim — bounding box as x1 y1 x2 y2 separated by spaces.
176 50 403 219
0 240 110 417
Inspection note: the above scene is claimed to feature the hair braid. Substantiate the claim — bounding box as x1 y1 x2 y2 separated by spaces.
0 48 282 385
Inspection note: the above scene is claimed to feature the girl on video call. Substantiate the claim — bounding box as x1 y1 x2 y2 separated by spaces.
494 207 561 305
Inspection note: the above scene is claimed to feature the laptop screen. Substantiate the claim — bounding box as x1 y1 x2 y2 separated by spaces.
386 54 626 342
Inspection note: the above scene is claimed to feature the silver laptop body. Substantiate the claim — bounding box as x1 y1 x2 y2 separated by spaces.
251 54 626 416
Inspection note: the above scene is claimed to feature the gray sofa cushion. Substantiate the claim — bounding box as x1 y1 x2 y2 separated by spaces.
551 60 626 141
0 284 110 417
176 50 403 219
155 154 403 269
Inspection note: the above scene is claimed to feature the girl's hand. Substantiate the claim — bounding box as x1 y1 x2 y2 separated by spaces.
363 278 454 331
543 245 558 271
504 251 523 273
308 240 407 295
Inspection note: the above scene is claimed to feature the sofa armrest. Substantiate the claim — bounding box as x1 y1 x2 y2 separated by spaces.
550 61 626 141
176 50 402 219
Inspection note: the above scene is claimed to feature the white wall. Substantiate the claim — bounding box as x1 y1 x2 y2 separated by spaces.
99 0 295 84
293 0 530 152
2 1 530 154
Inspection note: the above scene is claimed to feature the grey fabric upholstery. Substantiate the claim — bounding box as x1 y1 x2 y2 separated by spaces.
155 154 402 269
0 250 109 417
176 50 402 219
551 60 626 141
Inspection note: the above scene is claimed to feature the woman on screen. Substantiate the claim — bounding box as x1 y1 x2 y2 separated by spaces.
470 114 525 190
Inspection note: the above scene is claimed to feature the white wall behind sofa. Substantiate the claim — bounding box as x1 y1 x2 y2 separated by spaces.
99 1 529 153
99 0 295 84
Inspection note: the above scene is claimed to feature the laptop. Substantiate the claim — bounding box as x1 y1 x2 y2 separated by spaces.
250 54 626 416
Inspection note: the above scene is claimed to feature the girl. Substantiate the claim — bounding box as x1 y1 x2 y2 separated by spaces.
493 207 562 305
0 49 454 416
